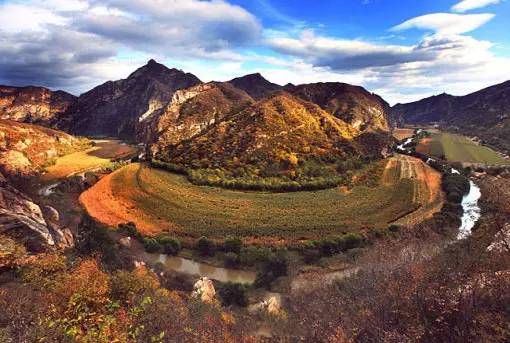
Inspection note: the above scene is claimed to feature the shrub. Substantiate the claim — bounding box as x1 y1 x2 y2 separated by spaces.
239 246 272 266
302 248 321 264
197 237 215 256
143 238 162 253
388 225 401 233
224 237 242 254
224 252 239 268
217 282 248 307
156 236 181 256
254 250 288 289
118 222 143 242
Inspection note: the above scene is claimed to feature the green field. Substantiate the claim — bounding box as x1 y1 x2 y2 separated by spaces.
423 132 508 166
82 163 419 241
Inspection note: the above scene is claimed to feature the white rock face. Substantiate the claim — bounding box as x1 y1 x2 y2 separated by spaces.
487 224 510 253
192 277 216 304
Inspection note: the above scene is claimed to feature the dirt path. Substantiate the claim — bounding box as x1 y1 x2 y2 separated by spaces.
79 164 167 236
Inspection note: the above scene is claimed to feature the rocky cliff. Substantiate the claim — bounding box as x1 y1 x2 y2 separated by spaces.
288 82 390 133
148 82 254 154
0 85 76 125
0 171 73 253
60 59 202 139
0 119 87 180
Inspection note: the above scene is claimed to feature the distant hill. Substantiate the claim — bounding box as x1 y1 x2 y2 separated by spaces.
0 86 76 125
59 59 202 139
228 73 282 99
287 82 390 133
391 80 510 152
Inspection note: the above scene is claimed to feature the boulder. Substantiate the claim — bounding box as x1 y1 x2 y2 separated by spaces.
192 277 216 304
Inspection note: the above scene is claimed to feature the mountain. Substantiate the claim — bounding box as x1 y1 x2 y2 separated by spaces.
60 59 202 139
0 85 76 125
228 73 282 99
0 119 86 181
148 82 254 154
287 82 390 133
391 80 510 152
165 91 361 170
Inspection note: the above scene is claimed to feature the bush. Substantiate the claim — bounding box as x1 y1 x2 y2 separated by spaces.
224 252 239 268
239 246 272 266
254 250 288 289
224 237 242 254
118 222 143 242
156 236 181 256
302 248 321 264
197 237 215 256
143 238 162 253
313 233 365 257
217 282 248 307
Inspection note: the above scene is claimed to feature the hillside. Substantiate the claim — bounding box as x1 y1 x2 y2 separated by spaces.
147 82 254 153
163 92 361 174
228 73 282 99
288 82 390 133
0 119 88 180
59 59 202 139
0 85 76 125
391 80 510 152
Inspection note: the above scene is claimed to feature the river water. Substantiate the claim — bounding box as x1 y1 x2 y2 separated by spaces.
143 252 256 284
457 180 482 240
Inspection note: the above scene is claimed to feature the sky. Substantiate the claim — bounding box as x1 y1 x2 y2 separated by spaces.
0 0 509 104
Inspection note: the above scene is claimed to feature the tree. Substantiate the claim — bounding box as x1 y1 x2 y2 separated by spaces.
197 237 215 256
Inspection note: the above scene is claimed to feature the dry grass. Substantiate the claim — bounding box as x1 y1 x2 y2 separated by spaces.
42 140 136 181
393 128 415 141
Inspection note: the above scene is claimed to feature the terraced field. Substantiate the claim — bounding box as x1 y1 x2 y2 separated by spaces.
42 140 137 182
80 160 438 243
418 132 508 166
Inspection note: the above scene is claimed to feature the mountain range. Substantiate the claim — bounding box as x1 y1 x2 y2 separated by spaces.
2 59 510 167
391 80 510 152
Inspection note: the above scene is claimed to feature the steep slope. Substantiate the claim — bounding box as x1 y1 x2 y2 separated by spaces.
391 80 510 152
165 92 360 170
0 85 76 125
228 73 282 99
0 119 87 180
60 59 201 139
288 82 390 133
148 82 254 153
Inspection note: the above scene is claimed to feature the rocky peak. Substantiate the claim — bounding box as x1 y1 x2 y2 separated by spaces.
60 61 202 139
229 73 282 99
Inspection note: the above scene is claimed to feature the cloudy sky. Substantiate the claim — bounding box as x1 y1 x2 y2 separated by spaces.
0 0 509 104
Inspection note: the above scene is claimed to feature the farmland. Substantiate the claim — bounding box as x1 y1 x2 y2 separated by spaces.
80 158 440 243
42 140 137 182
417 132 508 166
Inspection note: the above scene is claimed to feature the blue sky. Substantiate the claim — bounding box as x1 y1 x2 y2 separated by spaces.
0 0 509 104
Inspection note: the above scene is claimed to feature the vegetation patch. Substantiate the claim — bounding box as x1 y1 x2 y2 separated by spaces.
81 162 422 242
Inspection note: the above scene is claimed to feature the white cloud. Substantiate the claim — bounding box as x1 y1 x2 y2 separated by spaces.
452 0 501 13
268 29 434 70
391 13 494 34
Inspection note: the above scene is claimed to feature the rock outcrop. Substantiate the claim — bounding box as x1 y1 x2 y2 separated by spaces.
0 85 76 125
60 59 202 139
192 277 216 304
0 172 72 252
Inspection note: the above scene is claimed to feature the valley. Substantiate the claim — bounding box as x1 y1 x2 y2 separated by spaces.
80 160 423 242
1 58 509 342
